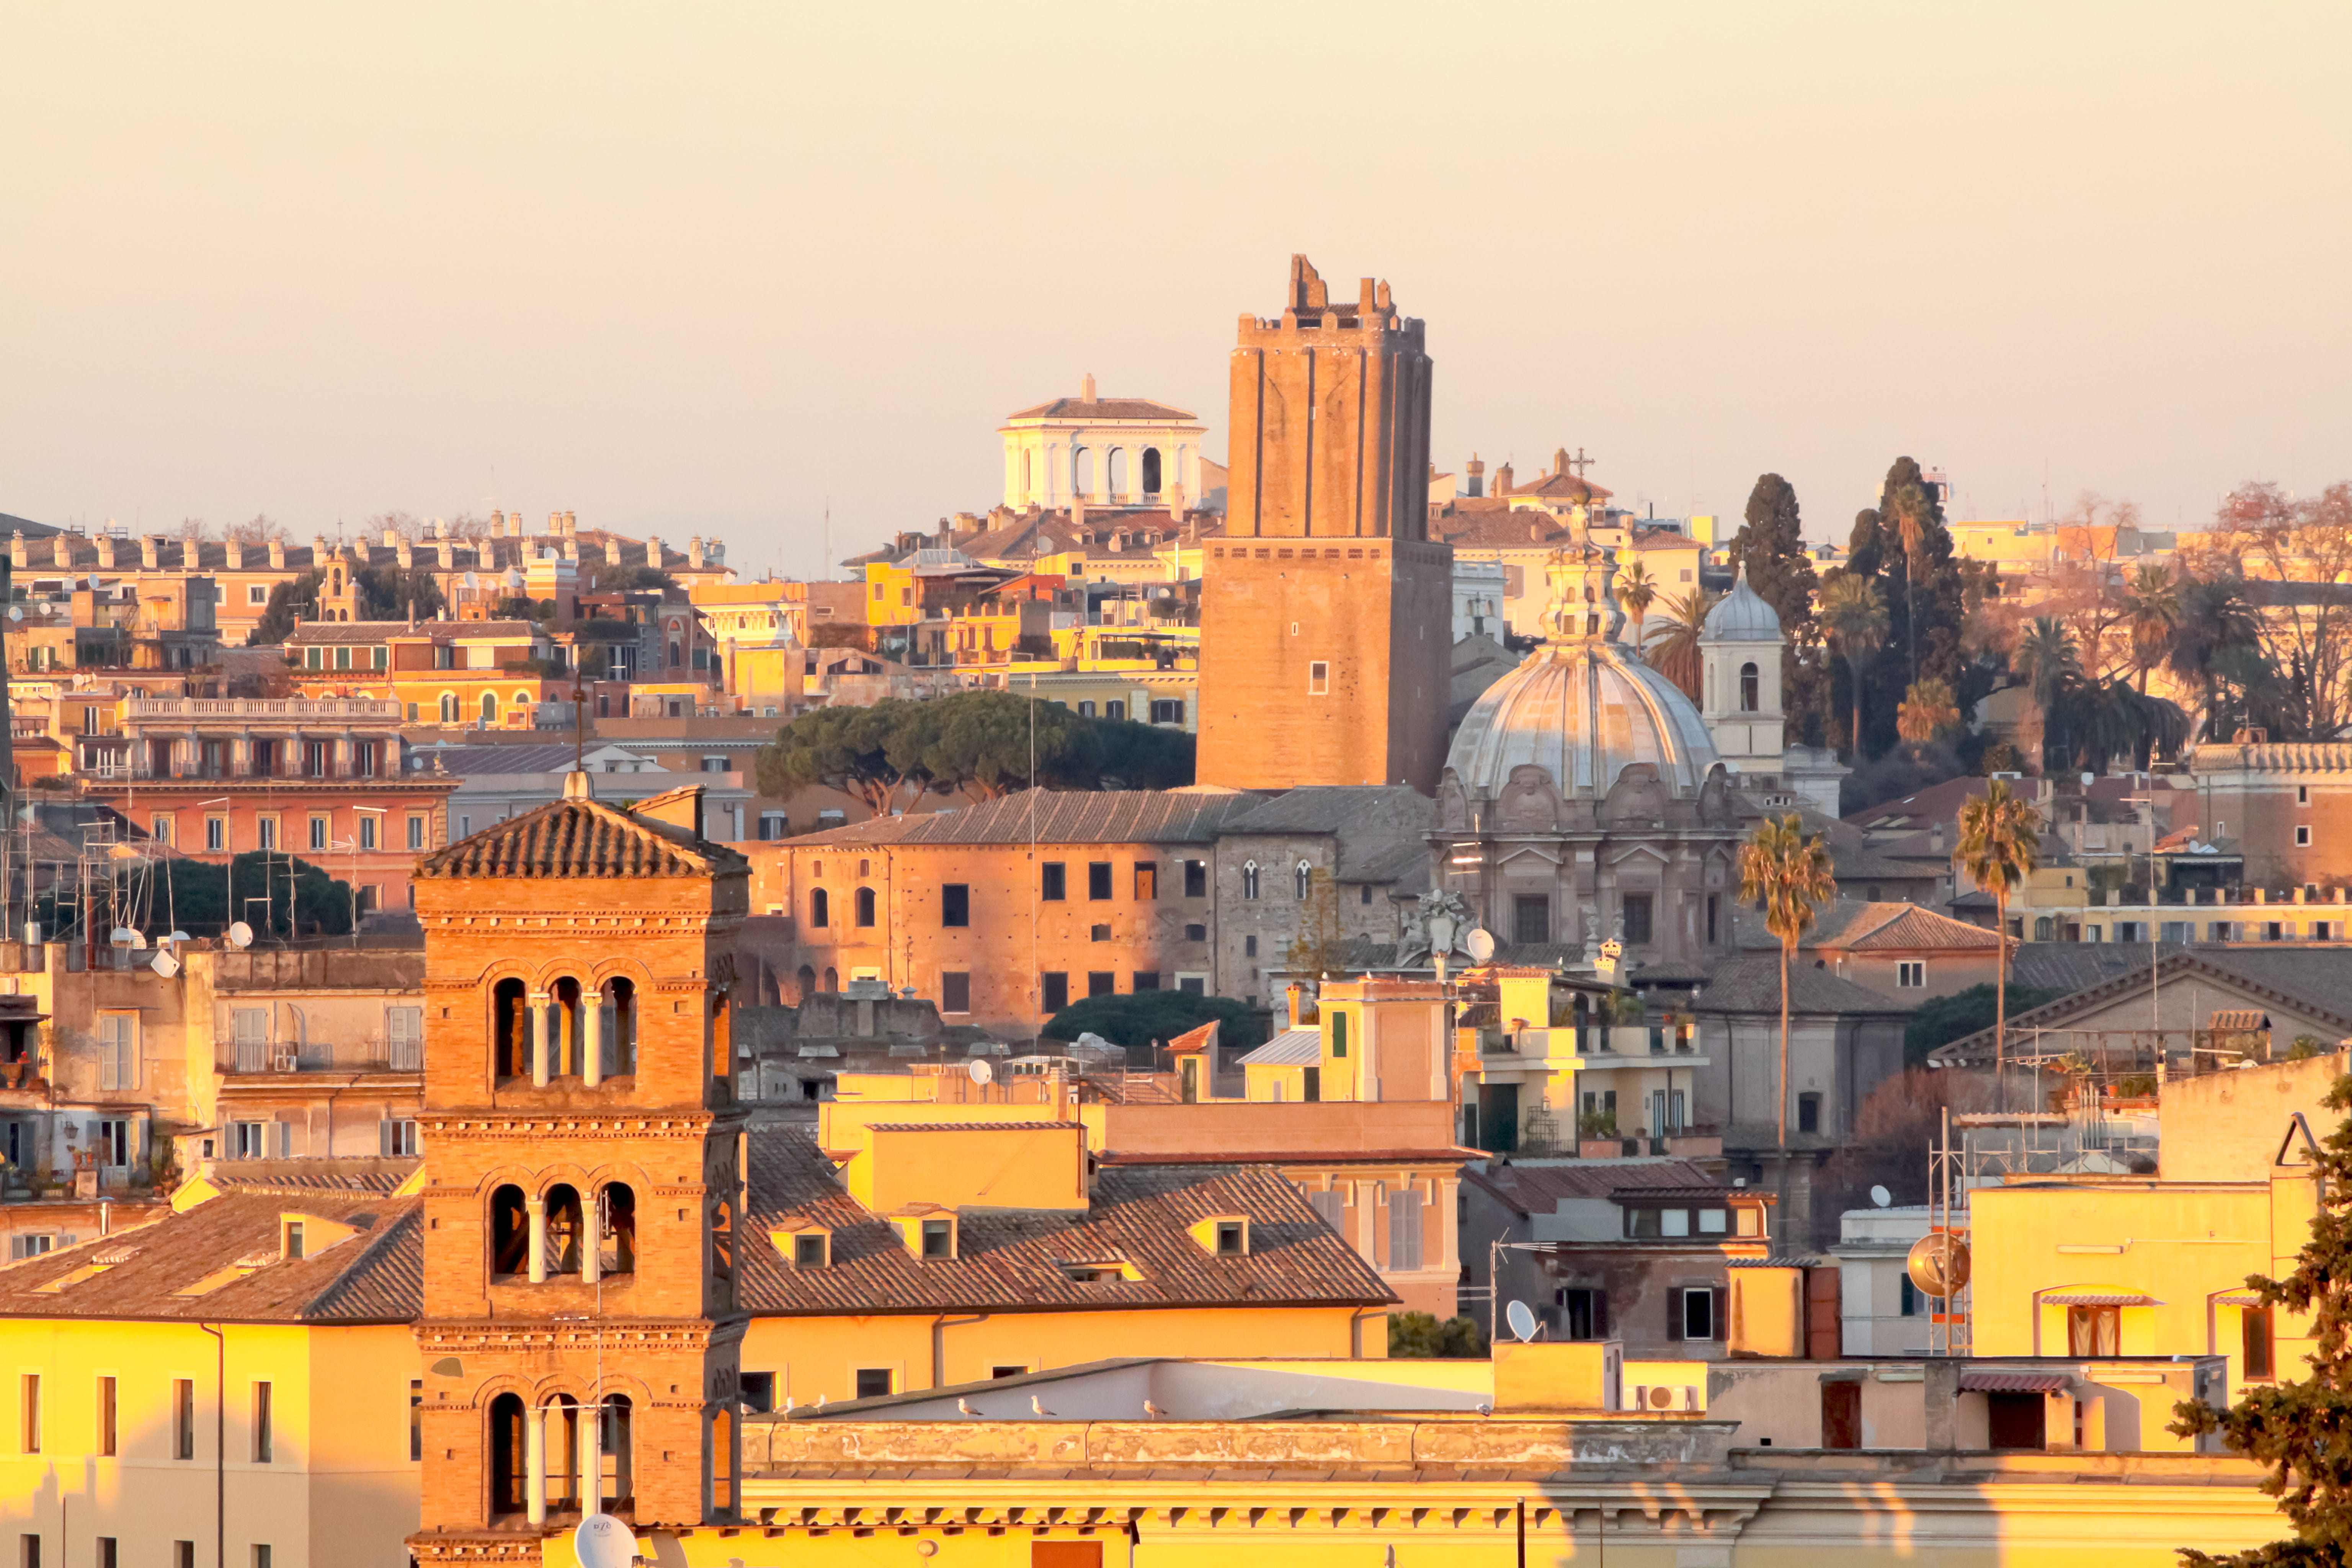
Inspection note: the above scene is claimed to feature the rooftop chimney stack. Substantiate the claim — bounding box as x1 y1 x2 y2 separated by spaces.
688 536 706 568
96 536 118 570
1080 372 1096 403
645 535 663 569
51 536 72 568
396 536 415 569
8 534 25 570
1466 455 1485 498
1494 462 1514 498
268 539 286 569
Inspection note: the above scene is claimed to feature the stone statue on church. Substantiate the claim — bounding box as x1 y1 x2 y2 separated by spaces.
1395 889 1477 970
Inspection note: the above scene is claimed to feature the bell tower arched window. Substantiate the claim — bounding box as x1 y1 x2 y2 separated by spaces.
1142 448 1163 496
1740 662 1760 713
493 978 527 1080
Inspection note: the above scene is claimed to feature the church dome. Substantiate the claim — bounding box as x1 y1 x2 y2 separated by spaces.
1445 534 1721 798
1701 564 1782 643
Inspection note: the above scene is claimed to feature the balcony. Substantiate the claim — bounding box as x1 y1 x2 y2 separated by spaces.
218 1037 422 1076
126 697 401 721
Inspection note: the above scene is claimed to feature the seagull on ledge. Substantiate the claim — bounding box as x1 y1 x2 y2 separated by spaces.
957 1397 980 1416
1142 1400 1166 1419
1030 1394 1054 1417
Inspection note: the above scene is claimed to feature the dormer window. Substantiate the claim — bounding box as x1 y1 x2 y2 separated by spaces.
1188 1214 1250 1257
1215 1222 1244 1257
794 1234 828 1269
285 1222 307 1261
921 1218 953 1259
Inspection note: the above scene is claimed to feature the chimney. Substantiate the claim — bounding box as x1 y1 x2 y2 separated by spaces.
396 536 415 569
96 536 118 570
141 536 161 571
312 536 330 567
1494 462 1514 497
1554 446 1571 478
548 511 562 539
645 535 663 569
562 537 578 562
688 536 706 568
1286 982 1319 1028
564 510 578 537
8 534 24 570
1080 371 1097 403
268 539 286 569
51 535 72 568
490 509 505 537
1466 455 1485 497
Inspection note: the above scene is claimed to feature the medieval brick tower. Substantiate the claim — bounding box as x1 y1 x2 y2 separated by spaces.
407 775 750 1562
1196 254 1451 792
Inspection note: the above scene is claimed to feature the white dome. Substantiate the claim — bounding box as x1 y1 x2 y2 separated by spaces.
1701 567 1782 643
1446 640 1722 798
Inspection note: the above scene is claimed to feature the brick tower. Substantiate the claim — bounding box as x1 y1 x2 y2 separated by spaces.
407 774 750 1563
1196 254 1452 792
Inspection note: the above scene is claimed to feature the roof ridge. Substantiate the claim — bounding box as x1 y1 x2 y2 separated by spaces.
302 1204 423 1321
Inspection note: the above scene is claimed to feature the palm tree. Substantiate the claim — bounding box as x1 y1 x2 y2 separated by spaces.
1957 778 2040 1106
1738 812 1838 1160
2122 564 2179 694
2014 616 2080 771
1617 555 1656 656
1818 574 1888 759
1649 587 1718 700
1887 480 1933 686
2167 578 2264 742
1897 677 1961 745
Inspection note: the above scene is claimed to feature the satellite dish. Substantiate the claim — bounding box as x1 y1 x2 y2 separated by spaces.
1465 928 1497 964
462 571 479 589
967 1059 994 1086
167 930 190 944
227 921 254 950
87 575 101 590
572 1514 638 1568
1504 1299 1539 1343
108 927 136 948
1870 1185 1893 1208
151 951 180 979
1906 1233 1971 1298
5 607 17 622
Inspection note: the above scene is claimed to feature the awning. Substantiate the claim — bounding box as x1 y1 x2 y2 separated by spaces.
2212 1292 2267 1307
2038 1292 2158 1307
1960 1372 2073 1393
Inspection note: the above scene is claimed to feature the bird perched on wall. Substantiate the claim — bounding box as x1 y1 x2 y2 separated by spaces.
1476 1401 1494 1416
1142 1400 1165 1419
957 1397 979 1416
815 1394 827 1410
1030 1394 1053 1417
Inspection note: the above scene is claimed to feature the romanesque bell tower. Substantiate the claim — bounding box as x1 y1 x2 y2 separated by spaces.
1196 255 1452 792
407 775 750 1562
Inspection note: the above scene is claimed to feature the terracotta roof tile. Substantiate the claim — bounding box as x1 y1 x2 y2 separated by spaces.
784 789 1258 850
1006 397 1199 423
1690 954 1916 1016
414 794 746 880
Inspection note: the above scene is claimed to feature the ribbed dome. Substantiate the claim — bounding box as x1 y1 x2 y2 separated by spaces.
1446 640 1722 798
1701 565 1782 643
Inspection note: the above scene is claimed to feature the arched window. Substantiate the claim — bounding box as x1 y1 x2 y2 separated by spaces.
1295 860 1312 900
1740 662 1760 714
854 887 876 927
439 692 458 724
1107 448 1129 498
1241 861 1260 900
544 1184 584 1277
796 964 816 1003
603 977 637 1077
552 975 583 1076
710 994 732 1097
480 693 498 725
490 1184 529 1275
1073 447 1093 497
809 887 830 928
492 978 527 1079
599 1395 635 1511
823 965 839 993
599 1183 636 1276
1142 448 1163 496
489 1393 527 1516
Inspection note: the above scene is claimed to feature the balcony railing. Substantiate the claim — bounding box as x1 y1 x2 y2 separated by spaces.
221 1037 422 1075
126 697 401 720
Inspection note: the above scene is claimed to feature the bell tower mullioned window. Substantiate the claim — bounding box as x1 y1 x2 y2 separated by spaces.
407 774 750 1559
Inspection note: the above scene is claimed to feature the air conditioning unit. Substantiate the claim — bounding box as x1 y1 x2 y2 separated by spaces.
270 1048 300 1073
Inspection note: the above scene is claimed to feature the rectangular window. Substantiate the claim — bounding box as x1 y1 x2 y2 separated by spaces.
252 1382 273 1462
1130 972 1159 992
920 1219 952 1259
1040 862 1067 901
96 1543 114 1568
256 817 277 851
1563 1287 1607 1341
1622 892 1653 946
739 1372 776 1413
940 972 971 1014
1900 1275 1919 1317
1308 661 1329 695
96 1375 116 1456
18 1375 37 1454
1301 1066 1320 1101
407 815 426 851
1178 975 1205 995
701 755 728 773
409 1381 423 1462
1087 862 1113 900
1512 895 1550 946
380 1119 419 1157
1798 1092 1822 1134
1706 892 1720 944
1184 859 1206 898
19 1537 36 1568
253 1548 271 1568
98 1015 136 1093
1133 862 1157 900
207 817 226 852
1387 1189 1424 1271
2297 825 2313 847
854 1369 895 1400
2244 1305 2275 1380
1243 934 1257 958
176 1546 194 1568
1679 1288 1718 1342
150 815 174 847
358 815 377 851
1040 972 1069 1014
1150 699 1183 724
1896 960 1926 988
173 1379 195 1460
309 815 329 852
793 1234 828 1269
1330 1012 1349 1058
1215 1221 1245 1257
941 884 970 926
1308 1189 1345 1232
1087 972 1115 998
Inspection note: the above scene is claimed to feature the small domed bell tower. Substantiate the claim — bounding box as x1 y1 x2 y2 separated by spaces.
1699 564 1786 776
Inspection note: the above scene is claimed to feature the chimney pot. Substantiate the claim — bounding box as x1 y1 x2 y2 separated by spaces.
268 539 287 569
1080 372 1096 403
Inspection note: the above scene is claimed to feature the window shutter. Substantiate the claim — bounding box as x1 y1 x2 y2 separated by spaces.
1308 1189 1345 1233
1713 1288 1729 1343
275 1121 292 1158
1388 1191 1424 1272
1593 1289 1609 1338
379 1119 395 1158
1665 1288 1684 1341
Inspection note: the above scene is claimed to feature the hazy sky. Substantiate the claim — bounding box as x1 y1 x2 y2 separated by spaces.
5 3 2347 578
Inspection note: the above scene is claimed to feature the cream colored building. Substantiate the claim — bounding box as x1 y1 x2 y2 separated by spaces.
998 376 1209 509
